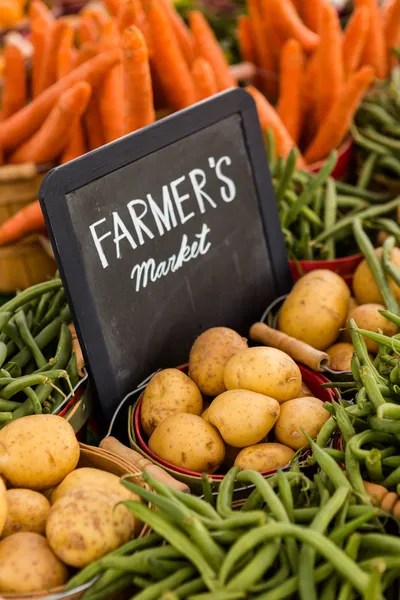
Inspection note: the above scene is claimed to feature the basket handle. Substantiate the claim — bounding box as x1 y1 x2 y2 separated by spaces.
0 162 37 182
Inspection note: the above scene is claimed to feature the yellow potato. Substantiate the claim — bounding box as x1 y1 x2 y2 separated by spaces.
201 407 210 422
348 304 398 353
327 342 354 371
208 389 280 447
353 248 400 305
224 346 301 403
189 327 248 396
0 478 6 538
0 414 80 490
274 397 330 450
2 489 50 538
141 369 203 437
46 485 138 568
234 443 294 472
0 532 68 594
149 413 225 473
278 270 350 350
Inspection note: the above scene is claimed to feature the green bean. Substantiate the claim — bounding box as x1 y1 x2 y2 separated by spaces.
276 149 297 206
320 575 338 600
357 152 379 189
133 576 152 589
171 577 205 598
333 402 356 444
23 386 42 414
14 309 46 368
35 324 72 405
382 236 400 289
334 180 391 202
265 129 276 167
254 562 333 600
379 155 400 177
3 319 25 351
323 178 337 260
226 540 280 591
345 443 368 501
0 369 67 400
250 551 290 593
324 448 345 462
34 291 53 328
81 574 132 600
359 103 397 127
307 435 351 490
273 156 284 179
347 430 396 462
353 219 399 314
0 342 7 369
95 547 182 573
1 280 63 315
362 127 400 151
329 510 377 545
383 465 400 488
336 534 361 600
360 533 400 556
276 469 294 522
336 195 369 210
240 488 263 512
40 288 66 328
364 567 383 600
189 592 246 600
168 489 221 522
294 505 379 524
382 456 400 468
217 467 239 518
201 473 215 507
133 566 196 600
316 417 337 448
360 366 387 410
369 415 400 434
366 448 384 482
351 123 389 156
0 412 12 422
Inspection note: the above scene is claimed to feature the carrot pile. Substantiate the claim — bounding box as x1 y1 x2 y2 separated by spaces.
0 0 236 246
239 0 400 165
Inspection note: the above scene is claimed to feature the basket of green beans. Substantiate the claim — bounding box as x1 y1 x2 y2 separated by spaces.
63 455 400 600
354 67 400 195
0 278 88 429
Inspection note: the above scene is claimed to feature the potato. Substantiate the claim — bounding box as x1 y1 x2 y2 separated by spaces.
327 342 354 371
189 327 248 396
224 347 301 403
353 247 400 305
0 414 79 490
140 369 203 437
0 532 68 593
1 489 50 538
274 397 330 450
201 407 210 422
0 478 6 537
234 443 294 472
208 389 280 447
46 485 137 568
297 382 313 398
348 303 398 353
278 270 350 351
149 413 225 473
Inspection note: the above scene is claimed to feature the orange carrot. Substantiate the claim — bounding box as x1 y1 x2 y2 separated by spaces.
237 15 257 65
30 14 53 98
37 20 69 95
84 96 105 150
342 6 370 76
251 0 278 99
81 4 110 29
298 0 323 33
61 121 86 164
384 0 400 67
102 0 121 16
1 43 27 120
117 0 136 33
268 0 320 53
189 11 236 91
57 23 76 80
246 85 305 166
122 26 155 135
355 0 388 79
9 81 92 164
159 0 195 65
316 3 344 124
75 44 98 66
29 0 53 23
191 57 218 100
149 2 196 110
78 15 99 44
276 39 304 144
300 48 321 147
0 201 46 246
0 48 121 152
305 65 375 164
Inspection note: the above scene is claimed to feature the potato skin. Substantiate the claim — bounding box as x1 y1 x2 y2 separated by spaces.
141 369 203 437
278 270 350 351
0 414 80 490
149 413 225 473
348 304 398 353
0 532 68 593
189 327 248 396
2 489 50 538
234 443 294 472
353 248 400 305
224 347 301 403
208 389 280 448
201 407 210 422
46 486 137 568
326 342 354 371
0 478 6 537
274 397 330 450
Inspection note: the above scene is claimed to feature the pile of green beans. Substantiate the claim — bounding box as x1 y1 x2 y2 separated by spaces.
65 461 399 600
354 68 400 191
0 279 79 424
266 133 398 262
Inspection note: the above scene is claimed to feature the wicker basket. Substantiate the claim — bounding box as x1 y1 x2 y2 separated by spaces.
3 442 151 600
0 164 45 226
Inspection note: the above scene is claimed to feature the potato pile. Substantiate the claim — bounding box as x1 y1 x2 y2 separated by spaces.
0 414 141 594
141 327 330 475
278 267 398 372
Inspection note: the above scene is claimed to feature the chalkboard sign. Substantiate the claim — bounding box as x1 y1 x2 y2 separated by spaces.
40 89 291 419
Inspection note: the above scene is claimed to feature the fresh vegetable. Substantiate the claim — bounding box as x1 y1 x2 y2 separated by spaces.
0 478 6 538
276 38 304 144
1 42 27 120
326 342 358 371
348 303 398 352
342 6 370 77
234 442 295 472
1 489 50 537
192 57 219 100
353 247 400 306
274 396 330 450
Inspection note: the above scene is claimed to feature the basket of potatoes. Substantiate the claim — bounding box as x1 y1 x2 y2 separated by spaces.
129 326 338 492
0 414 149 599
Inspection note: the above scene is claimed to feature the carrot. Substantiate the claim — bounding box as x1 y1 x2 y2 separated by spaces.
363 481 388 506
75 44 98 67
316 2 344 125
102 0 121 16
0 48 121 152
237 15 257 65
159 0 195 65
84 96 105 150
30 14 53 98
384 0 400 67
61 121 86 164
56 23 76 80
268 0 320 53
245 85 305 166
81 4 110 29
78 15 99 44
117 0 136 33
37 20 69 95
299 49 321 147
9 81 91 164
121 26 155 135
251 0 277 100
0 201 46 246
276 39 304 144
1 43 27 120
188 11 236 91
191 57 218 101
149 2 196 110
355 0 388 79
342 6 370 76
305 65 375 164
298 0 323 34
28 0 53 23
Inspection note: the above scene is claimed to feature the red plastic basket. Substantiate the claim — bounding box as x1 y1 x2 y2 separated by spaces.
289 253 363 289
307 136 353 180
